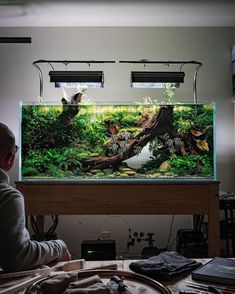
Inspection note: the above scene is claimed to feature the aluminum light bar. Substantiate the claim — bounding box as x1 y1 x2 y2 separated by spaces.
49 70 104 88
131 71 185 88
33 60 115 98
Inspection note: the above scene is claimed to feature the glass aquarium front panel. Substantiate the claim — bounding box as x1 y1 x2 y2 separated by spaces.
20 102 215 181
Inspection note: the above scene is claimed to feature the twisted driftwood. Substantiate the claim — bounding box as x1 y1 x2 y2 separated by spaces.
82 105 176 170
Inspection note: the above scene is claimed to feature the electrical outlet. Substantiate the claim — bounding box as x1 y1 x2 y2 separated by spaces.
127 230 157 249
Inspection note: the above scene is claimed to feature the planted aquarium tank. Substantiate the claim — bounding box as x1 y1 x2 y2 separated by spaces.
20 102 215 181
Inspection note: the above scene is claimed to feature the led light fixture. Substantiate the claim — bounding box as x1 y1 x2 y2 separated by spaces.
131 71 185 88
119 60 202 103
33 60 115 98
49 71 104 88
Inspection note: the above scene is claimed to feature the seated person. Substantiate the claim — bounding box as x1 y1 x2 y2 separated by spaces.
0 122 71 272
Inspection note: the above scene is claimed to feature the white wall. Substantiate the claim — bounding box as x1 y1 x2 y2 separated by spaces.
0 27 235 258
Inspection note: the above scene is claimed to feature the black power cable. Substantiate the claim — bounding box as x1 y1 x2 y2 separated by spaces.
30 215 59 241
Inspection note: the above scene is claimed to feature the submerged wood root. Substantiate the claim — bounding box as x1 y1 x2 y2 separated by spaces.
83 105 177 171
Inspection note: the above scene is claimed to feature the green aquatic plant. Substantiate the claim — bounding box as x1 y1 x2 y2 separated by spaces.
74 111 107 140
61 149 82 172
173 104 213 132
141 154 213 178
141 96 158 105
164 83 176 103
22 148 66 177
22 106 65 149
138 83 176 105
169 154 213 176
193 106 213 129
118 127 142 139
21 103 214 179
46 164 67 177
22 149 45 174
22 166 39 177
103 108 141 128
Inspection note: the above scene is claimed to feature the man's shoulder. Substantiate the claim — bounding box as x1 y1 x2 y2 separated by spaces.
0 183 23 199
10 186 23 196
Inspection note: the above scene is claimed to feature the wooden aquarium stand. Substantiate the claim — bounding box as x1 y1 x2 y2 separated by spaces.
15 180 220 257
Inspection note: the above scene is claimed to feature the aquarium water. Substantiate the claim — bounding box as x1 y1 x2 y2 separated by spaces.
20 102 216 181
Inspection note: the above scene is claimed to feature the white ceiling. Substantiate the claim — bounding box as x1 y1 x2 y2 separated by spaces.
0 0 235 27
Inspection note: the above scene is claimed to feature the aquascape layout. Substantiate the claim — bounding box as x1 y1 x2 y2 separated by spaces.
20 102 215 181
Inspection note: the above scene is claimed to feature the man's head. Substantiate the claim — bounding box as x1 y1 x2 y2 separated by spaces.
0 123 17 171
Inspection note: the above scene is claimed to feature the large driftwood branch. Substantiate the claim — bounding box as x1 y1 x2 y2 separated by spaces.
83 105 176 170
82 105 213 171
59 92 82 124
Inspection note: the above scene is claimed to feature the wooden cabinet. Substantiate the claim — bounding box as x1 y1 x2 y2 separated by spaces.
15 180 220 257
